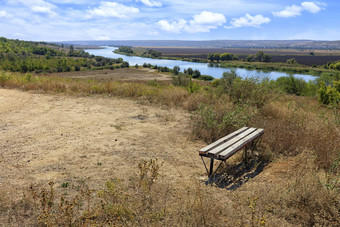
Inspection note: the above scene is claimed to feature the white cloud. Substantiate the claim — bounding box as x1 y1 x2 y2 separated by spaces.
301 1 322 13
157 11 226 33
138 0 162 7
273 5 302 17
18 0 57 16
227 13 270 28
157 19 186 33
191 11 226 25
0 10 7 17
49 0 90 4
273 1 324 18
87 1 139 18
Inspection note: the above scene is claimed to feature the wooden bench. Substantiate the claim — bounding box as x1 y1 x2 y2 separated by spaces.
198 127 264 177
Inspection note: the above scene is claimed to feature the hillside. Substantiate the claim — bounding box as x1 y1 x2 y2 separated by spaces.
0 37 128 73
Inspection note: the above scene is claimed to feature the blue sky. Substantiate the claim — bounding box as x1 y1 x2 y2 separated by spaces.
0 0 339 41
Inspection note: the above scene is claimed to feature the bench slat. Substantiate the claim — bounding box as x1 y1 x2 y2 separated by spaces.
207 127 257 156
199 127 248 154
218 129 264 159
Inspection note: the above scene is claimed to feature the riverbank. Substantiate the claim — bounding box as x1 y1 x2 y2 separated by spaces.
113 46 340 78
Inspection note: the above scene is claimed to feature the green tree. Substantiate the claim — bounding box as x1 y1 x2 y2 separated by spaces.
207 53 215 61
213 53 221 62
220 53 233 61
192 69 201 78
286 58 297 64
187 67 193 75
173 66 180 75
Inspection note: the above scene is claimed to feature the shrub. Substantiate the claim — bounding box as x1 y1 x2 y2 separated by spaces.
286 58 297 64
0 71 12 86
318 81 340 105
192 103 254 143
218 72 274 108
75 65 80 71
276 75 307 96
171 74 189 87
198 75 214 81
187 77 200 93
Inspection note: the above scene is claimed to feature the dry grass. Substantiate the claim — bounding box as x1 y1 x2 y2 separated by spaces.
0 71 339 226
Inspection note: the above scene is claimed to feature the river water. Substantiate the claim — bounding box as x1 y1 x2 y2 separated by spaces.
85 46 316 81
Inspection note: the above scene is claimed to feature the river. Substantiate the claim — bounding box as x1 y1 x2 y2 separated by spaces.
85 46 316 81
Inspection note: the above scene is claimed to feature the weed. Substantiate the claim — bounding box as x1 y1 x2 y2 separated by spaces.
110 124 123 130
138 159 162 192
61 182 69 188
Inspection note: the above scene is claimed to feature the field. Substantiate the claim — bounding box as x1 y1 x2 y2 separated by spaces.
146 47 340 66
0 69 339 226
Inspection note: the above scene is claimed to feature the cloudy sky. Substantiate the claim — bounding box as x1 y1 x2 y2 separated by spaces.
0 0 339 41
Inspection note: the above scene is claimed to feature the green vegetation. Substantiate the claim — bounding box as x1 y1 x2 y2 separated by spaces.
117 46 133 54
325 60 340 71
208 52 236 62
220 60 340 77
114 46 162 58
245 51 272 63
0 37 129 73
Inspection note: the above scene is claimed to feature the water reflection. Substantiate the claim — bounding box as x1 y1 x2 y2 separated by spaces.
85 46 316 81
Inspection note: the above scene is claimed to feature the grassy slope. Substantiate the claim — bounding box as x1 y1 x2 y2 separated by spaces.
0 70 339 226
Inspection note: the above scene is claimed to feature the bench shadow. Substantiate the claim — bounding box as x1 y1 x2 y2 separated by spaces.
205 157 268 190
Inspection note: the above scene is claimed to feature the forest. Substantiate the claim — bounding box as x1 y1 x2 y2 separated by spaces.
0 37 129 73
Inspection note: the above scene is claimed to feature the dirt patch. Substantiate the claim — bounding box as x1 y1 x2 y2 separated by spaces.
43 68 172 82
0 89 207 193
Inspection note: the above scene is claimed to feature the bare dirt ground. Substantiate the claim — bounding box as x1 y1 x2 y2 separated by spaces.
44 68 171 82
0 88 208 193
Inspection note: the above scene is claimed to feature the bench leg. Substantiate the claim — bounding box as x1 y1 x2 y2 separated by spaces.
244 146 248 166
209 158 214 177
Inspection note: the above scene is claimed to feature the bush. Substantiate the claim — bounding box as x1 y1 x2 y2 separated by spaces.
171 74 189 87
217 72 274 108
192 103 254 143
318 81 340 105
0 71 11 86
276 75 307 96
198 75 214 81
75 65 80 71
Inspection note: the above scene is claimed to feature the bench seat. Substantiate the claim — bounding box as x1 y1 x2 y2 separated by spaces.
198 127 264 177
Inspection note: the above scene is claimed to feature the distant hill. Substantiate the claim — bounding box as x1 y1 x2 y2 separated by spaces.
58 40 340 50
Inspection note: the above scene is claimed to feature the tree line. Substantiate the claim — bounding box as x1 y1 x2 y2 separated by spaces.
0 37 129 73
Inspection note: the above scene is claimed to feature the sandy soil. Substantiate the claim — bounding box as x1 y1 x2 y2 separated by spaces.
0 88 294 198
44 68 171 82
0 88 207 193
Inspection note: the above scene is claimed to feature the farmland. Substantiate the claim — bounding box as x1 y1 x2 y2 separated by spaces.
140 47 340 66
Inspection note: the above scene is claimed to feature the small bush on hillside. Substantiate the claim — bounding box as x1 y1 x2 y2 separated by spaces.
318 81 340 105
0 71 12 86
217 71 274 108
171 74 190 87
192 103 254 143
187 77 200 93
198 75 214 81
276 75 308 96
